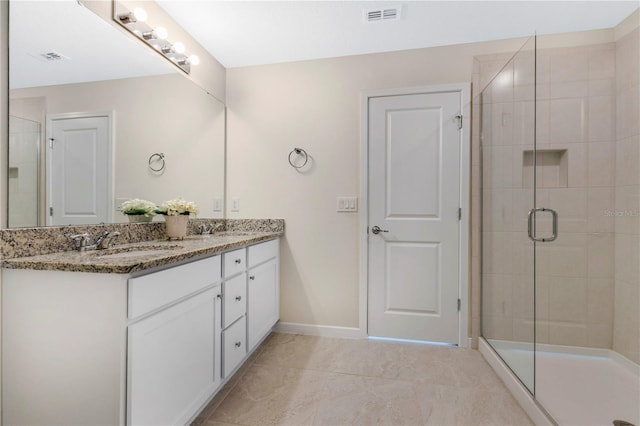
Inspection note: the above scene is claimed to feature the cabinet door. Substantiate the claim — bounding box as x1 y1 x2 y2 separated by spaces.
128 287 221 426
247 259 279 352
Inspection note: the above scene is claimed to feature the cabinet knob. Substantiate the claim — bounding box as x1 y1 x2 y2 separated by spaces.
217 294 223 299
249 275 255 280
235 295 242 301
234 259 242 264
235 341 242 348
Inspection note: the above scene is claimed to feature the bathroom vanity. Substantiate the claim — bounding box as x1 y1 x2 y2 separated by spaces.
2 231 280 425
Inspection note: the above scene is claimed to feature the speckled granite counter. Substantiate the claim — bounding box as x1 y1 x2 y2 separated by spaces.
1 219 284 274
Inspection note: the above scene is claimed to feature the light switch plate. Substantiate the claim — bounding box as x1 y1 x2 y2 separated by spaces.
337 196 358 212
231 198 240 212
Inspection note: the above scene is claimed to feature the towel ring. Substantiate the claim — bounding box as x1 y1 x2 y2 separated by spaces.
288 148 309 169
148 153 165 172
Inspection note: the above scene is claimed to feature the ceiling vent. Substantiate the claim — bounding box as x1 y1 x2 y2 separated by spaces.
35 51 70 62
364 6 402 23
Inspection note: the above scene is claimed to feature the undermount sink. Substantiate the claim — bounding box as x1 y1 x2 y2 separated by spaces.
87 244 184 260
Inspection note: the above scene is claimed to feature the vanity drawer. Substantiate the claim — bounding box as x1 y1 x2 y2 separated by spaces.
248 239 279 268
223 316 246 378
223 248 246 278
128 256 221 319
223 273 247 328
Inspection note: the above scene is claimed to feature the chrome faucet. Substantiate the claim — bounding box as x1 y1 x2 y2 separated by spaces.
69 231 120 251
196 223 223 235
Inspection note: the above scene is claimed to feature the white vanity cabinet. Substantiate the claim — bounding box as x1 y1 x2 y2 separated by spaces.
1 237 280 426
247 239 280 352
127 257 222 426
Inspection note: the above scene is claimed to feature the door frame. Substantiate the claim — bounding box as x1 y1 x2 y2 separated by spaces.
45 111 115 225
359 84 471 347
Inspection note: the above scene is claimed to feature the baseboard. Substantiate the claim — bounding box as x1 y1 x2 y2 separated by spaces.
273 322 365 339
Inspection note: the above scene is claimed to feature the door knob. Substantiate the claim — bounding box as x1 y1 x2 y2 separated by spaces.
371 226 389 235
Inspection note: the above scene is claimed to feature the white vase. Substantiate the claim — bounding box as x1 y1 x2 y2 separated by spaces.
164 214 189 239
127 214 152 223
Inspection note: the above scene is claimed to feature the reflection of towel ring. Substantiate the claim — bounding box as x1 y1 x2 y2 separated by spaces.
148 153 165 172
288 148 309 169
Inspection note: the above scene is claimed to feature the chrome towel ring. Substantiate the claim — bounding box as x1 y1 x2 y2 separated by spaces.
288 148 309 169
148 152 166 172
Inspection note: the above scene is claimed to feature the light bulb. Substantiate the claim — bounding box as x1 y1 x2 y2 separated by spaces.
172 42 185 54
188 54 200 66
155 26 168 40
132 7 147 22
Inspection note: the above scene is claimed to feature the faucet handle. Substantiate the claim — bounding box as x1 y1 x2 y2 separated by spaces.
69 233 91 251
197 224 212 235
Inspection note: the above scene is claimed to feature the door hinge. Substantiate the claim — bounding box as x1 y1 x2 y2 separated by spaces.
458 207 462 221
49 206 53 216
455 114 463 130
49 138 54 149
457 298 461 311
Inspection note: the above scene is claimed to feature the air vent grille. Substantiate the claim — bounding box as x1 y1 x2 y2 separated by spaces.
364 6 402 23
39 51 68 62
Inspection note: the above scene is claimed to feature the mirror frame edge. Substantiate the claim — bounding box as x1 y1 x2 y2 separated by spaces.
1 0 8 230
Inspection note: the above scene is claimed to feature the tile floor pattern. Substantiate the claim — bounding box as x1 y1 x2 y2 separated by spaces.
192 333 533 426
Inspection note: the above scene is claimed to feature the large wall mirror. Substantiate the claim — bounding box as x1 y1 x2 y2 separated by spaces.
8 0 225 228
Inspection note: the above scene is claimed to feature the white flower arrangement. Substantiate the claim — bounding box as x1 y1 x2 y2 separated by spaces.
158 198 199 216
121 198 157 217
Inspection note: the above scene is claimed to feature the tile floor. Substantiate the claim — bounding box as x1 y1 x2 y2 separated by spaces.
192 333 533 426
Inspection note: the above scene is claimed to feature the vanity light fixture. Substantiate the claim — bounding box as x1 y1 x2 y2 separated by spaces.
113 2 198 75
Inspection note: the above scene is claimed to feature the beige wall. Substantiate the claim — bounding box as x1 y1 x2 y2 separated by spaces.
226 37 530 330
613 10 640 364
11 74 225 222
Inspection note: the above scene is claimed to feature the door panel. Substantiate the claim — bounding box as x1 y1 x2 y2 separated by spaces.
368 89 462 344
49 115 110 225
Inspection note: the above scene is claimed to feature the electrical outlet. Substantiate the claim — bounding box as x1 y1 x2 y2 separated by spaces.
337 196 358 212
231 198 240 212
213 198 223 212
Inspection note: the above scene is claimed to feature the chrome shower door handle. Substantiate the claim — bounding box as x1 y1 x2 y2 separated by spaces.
527 207 558 242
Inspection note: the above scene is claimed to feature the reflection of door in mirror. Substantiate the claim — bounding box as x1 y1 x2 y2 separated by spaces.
47 113 112 226
8 116 40 228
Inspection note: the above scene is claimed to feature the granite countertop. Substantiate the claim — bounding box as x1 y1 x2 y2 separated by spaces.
1 231 282 274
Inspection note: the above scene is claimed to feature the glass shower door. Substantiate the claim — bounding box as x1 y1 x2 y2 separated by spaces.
481 36 537 393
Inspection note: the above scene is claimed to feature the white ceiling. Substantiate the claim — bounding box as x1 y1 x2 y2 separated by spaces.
10 1 174 89
157 0 640 68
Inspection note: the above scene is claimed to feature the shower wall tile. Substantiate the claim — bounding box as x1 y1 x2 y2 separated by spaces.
588 44 616 80
548 48 589 83
614 233 640 284
548 81 588 100
587 96 616 142
615 135 640 186
586 233 615 279
587 187 616 233
586 324 613 349
587 278 615 325
548 323 588 347
549 188 588 232
537 233 588 277
535 99 551 144
548 276 588 323
615 185 640 235
549 98 587 143
615 85 640 139
587 141 616 186
588 79 615 97
616 28 640 91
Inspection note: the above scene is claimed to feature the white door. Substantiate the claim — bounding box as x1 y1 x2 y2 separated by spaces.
47 114 111 225
368 89 462 344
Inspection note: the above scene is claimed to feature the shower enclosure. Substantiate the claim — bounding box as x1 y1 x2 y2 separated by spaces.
480 30 639 426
